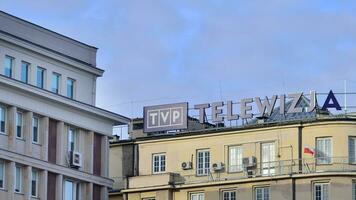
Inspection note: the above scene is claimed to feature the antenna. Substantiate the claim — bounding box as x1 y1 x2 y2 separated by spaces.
344 80 347 114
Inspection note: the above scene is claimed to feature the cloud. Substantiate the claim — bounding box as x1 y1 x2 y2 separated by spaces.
2 0 356 117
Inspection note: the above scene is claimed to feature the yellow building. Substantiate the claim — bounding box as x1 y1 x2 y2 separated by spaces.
109 106 356 200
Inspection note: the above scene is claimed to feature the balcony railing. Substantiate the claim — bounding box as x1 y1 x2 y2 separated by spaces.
111 157 356 190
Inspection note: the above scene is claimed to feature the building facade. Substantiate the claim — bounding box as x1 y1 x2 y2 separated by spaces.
110 108 356 200
0 11 129 200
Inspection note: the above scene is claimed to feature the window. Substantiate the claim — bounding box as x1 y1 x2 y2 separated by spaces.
190 193 205 200
21 61 30 83
197 150 210 176
63 180 80 200
0 106 5 133
36 67 45 88
67 78 75 99
52 72 61 94
261 142 275 175
229 146 243 172
255 187 270 200
68 128 76 152
32 117 39 143
16 112 23 138
314 183 329 200
4 56 13 78
316 137 332 164
223 190 236 200
350 137 356 163
152 153 166 173
31 170 38 197
0 160 4 189
15 165 22 193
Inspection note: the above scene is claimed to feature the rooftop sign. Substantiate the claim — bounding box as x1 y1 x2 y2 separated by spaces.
143 102 188 133
143 90 341 133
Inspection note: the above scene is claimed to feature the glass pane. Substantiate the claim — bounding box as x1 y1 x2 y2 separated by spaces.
52 73 60 93
64 181 73 200
67 79 74 99
21 62 29 83
36 67 44 88
4 56 13 78
15 166 21 192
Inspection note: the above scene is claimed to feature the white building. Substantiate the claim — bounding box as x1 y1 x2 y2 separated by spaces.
0 11 129 200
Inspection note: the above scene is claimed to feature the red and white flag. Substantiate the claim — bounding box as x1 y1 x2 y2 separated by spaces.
304 146 315 156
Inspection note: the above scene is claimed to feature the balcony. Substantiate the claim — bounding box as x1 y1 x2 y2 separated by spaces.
113 157 356 191
177 157 356 185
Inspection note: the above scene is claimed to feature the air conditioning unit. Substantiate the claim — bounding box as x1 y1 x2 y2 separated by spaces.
212 162 224 171
243 156 257 168
70 151 82 168
181 162 192 170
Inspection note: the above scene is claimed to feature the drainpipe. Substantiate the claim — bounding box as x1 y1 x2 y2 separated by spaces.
292 178 296 200
298 125 303 173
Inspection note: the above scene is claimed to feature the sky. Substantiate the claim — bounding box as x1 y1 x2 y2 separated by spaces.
1 0 356 119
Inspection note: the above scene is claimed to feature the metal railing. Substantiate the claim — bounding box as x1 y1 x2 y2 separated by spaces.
111 157 356 190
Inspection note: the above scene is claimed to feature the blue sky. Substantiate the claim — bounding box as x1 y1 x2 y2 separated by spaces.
1 1 356 118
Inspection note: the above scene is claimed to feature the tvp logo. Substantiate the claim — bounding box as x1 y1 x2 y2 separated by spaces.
143 102 188 133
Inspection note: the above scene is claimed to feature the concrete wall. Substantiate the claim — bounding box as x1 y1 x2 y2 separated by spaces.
0 39 97 105
0 11 98 67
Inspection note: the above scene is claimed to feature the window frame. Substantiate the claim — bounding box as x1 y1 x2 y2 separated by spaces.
349 137 356 164
36 66 46 89
228 145 243 173
315 137 332 165
21 61 30 83
32 116 40 144
31 169 38 197
16 112 23 139
66 78 75 99
63 179 79 200
222 189 237 200
196 149 210 176
0 106 6 134
261 142 275 176
67 127 77 152
0 160 5 189
14 165 22 193
190 192 205 200
152 153 166 174
313 182 329 200
254 186 270 200
4 55 14 78
52 72 61 94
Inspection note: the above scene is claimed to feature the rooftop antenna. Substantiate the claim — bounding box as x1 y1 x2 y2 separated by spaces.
344 80 347 114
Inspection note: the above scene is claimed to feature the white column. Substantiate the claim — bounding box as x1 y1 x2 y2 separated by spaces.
85 131 94 174
7 106 16 151
101 136 109 177
24 165 32 200
86 182 93 200
56 121 65 166
39 170 48 200
101 186 108 200
24 111 33 155
41 117 49 161
7 161 15 199
55 174 63 200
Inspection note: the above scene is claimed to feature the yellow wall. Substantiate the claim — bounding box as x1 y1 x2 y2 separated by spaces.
111 121 356 200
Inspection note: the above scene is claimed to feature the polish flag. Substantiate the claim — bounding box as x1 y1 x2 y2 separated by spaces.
304 146 315 156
